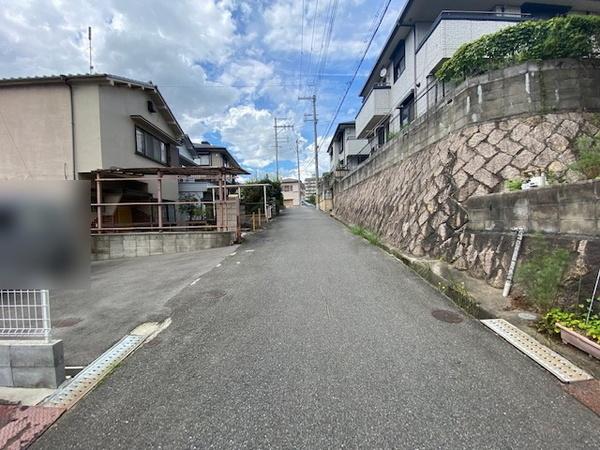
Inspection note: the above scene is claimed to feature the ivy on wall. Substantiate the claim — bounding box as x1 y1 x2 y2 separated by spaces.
436 16 600 82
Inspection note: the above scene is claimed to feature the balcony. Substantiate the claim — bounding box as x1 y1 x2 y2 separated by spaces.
415 10 530 88
355 85 391 139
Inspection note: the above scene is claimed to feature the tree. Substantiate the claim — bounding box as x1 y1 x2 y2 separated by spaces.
178 193 202 221
241 178 284 214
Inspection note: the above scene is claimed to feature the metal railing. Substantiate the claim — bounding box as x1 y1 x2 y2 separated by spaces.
0 289 51 341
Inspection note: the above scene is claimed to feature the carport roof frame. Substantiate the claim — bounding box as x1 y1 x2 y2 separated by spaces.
93 166 249 177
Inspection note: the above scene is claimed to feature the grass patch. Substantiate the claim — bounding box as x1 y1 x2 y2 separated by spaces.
350 225 381 246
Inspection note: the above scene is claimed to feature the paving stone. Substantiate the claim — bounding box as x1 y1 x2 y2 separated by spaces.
462 155 486 175
532 122 555 142
467 132 487 147
558 119 580 139
473 168 499 189
510 123 531 142
487 129 506 145
496 137 523 156
511 149 536 170
547 133 570 153
486 152 513 173
476 142 496 159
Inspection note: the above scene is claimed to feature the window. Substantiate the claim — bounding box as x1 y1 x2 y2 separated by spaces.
283 185 293 192
392 41 405 83
135 127 169 164
195 153 211 166
399 94 414 127
377 125 386 147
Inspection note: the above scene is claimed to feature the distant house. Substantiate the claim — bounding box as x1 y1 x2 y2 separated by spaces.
355 0 600 154
281 178 305 208
327 122 368 171
177 137 249 201
0 73 185 226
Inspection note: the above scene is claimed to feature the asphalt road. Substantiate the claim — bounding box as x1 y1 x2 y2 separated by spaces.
37 207 600 448
51 246 238 364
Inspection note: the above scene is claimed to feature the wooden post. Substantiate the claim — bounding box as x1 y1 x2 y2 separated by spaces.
95 172 102 231
252 212 256 231
157 171 163 230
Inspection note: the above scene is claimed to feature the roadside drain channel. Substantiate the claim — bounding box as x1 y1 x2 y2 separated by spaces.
45 335 145 409
482 319 593 383
44 319 171 409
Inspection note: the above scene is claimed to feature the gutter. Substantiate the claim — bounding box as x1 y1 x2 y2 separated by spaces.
62 76 77 180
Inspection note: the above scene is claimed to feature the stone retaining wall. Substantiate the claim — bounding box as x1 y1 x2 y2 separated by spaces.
92 231 235 261
333 59 600 301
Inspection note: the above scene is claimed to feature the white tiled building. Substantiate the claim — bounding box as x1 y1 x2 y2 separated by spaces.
355 0 600 155
327 122 369 171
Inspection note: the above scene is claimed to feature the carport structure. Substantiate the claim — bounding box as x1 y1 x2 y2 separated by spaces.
91 166 248 239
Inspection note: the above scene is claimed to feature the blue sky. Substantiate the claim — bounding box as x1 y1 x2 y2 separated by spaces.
0 0 406 180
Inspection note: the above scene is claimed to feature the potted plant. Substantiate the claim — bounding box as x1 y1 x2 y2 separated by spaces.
539 307 600 359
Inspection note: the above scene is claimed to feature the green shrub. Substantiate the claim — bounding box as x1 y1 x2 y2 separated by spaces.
436 16 600 82
505 178 523 191
538 307 600 343
570 135 600 179
516 236 571 311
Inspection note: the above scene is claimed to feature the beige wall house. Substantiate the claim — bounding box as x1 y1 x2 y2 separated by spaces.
281 178 305 208
0 73 185 227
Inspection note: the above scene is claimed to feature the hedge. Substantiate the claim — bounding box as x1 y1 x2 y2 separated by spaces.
436 15 600 82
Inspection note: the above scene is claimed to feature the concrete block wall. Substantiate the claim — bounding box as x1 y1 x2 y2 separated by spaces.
465 180 600 236
92 231 235 261
0 340 65 388
339 59 600 193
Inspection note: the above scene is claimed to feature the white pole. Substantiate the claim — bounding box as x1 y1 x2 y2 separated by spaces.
503 227 525 297
585 268 600 323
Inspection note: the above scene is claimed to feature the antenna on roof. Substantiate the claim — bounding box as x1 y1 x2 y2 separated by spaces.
88 26 94 74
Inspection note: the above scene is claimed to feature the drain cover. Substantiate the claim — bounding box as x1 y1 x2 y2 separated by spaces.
431 309 463 323
200 289 226 299
52 317 82 328
481 319 592 383
44 334 145 409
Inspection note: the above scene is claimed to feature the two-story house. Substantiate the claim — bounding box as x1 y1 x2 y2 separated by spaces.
327 122 369 171
0 73 185 226
355 0 600 153
177 137 248 201
281 178 305 208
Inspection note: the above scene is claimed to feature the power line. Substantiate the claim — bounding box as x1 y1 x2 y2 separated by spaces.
298 0 306 92
312 0 339 95
317 0 393 152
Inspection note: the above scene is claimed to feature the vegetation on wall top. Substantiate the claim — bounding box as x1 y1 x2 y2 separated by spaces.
436 15 600 82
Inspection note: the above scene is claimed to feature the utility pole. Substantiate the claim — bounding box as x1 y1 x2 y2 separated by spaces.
295 138 301 185
274 118 279 180
273 118 294 181
299 95 319 210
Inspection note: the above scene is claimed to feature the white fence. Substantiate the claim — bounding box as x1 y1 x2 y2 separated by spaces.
0 289 51 341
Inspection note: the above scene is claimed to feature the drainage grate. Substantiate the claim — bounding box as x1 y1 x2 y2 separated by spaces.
481 319 593 383
45 335 145 409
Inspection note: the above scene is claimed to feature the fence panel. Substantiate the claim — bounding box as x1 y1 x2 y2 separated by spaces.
0 289 51 341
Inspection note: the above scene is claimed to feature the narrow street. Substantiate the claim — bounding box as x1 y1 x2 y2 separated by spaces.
37 207 600 448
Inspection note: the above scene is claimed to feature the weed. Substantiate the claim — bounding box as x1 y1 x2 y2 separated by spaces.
516 235 571 312
570 135 600 179
350 225 381 247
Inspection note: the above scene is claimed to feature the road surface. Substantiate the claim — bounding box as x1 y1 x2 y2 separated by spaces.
37 207 600 448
